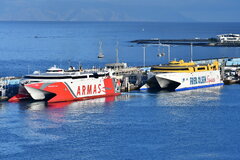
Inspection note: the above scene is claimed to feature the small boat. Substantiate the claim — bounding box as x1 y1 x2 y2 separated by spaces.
46 65 64 73
144 60 224 91
223 76 240 85
217 34 240 43
98 41 104 59
98 53 104 59
9 66 121 103
223 69 240 84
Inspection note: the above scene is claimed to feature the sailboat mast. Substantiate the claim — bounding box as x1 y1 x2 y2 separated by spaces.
99 41 103 53
98 41 104 59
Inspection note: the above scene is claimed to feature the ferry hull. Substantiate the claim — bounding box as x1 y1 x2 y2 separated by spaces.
10 77 121 103
155 70 224 91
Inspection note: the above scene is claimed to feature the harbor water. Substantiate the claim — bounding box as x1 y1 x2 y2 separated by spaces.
1 22 240 160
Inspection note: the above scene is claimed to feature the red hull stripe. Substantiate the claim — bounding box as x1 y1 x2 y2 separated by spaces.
48 92 121 103
63 82 77 98
44 82 75 102
8 94 31 102
104 78 115 94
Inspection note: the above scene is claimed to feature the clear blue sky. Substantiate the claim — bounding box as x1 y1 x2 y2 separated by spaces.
0 0 239 22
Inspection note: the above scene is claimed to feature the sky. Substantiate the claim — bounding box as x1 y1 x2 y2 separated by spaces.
0 0 239 22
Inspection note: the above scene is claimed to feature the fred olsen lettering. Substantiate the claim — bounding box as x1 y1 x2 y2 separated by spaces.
190 76 206 85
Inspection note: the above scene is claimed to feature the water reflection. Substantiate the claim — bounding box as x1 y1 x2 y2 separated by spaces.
49 96 116 109
0 102 4 111
18 94 132 111
156 86 223 107
2 96 123 154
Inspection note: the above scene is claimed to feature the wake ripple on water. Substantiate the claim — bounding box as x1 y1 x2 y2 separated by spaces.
156 86 223 107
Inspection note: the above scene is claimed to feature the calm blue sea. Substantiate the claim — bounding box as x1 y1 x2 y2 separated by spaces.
1 22 240 160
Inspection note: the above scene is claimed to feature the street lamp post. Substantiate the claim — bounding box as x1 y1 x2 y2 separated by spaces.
190 43 193 62
143 45 146 67
160 44 171 62
167 45 170 62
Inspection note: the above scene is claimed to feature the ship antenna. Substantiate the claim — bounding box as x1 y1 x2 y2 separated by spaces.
28 65 30 74
68 59 71 67
116 41 119 63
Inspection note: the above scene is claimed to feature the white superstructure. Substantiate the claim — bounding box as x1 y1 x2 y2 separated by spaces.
217 34 240 43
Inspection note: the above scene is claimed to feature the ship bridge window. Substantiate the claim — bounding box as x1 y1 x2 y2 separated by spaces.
151 68 190 71
72 76 88 79
212 66 217 70
98 74 107 77
46 70 63 72
196 67 206 70
29 81 41 83
89 73 99 78
89 73 108 78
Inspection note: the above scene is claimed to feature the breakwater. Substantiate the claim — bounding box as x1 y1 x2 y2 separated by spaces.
131 38 240 47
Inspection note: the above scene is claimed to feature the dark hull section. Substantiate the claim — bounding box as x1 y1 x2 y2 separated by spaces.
146 76 161 90
156 77 181 91
146 76 181 91
164 80 181 91
223 79 240 85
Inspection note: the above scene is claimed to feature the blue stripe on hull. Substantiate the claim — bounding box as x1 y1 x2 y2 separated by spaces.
175 83 224 91
139 88 148 90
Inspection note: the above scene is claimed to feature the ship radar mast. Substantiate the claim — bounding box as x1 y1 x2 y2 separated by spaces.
116 41 119 63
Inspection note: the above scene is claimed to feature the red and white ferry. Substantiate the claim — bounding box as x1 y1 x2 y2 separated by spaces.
9 65 121 103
